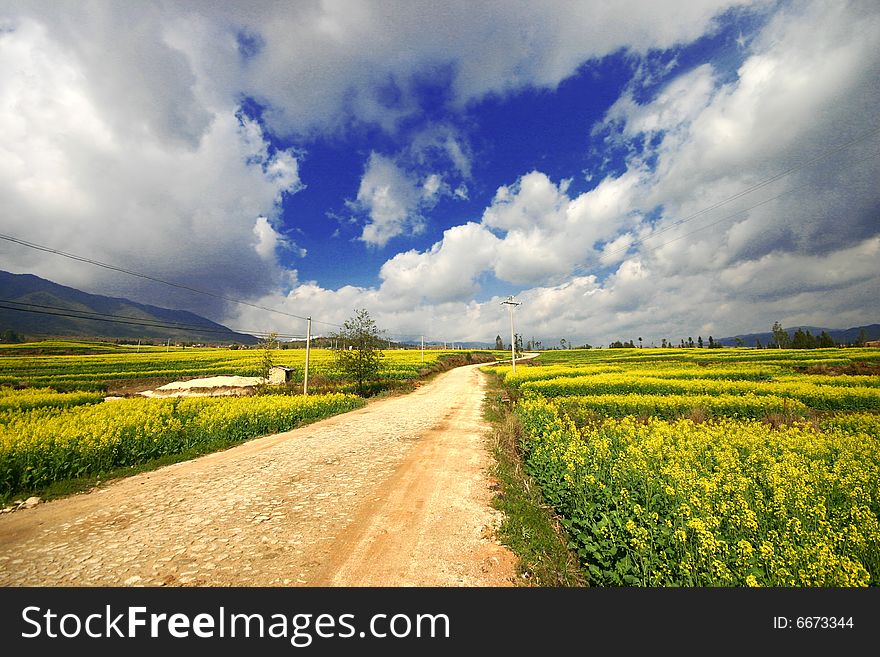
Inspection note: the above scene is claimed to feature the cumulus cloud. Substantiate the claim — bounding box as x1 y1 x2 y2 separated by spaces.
1 0 877 347
185 0 758 136
244 0 880 345
351 153 427 247
378 223 499 305
0 16 301 316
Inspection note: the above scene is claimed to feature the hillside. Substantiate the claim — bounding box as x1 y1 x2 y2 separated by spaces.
717 324 880 347
0 271 258 344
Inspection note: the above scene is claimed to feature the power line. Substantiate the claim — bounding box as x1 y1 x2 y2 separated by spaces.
0 301 306 340
1 299 252 334
0 233 343 328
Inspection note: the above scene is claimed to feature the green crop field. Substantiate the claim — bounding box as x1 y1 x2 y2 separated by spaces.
494 347 880 586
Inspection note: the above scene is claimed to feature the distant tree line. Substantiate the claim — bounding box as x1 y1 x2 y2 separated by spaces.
615 336 722 349
607 323 872 350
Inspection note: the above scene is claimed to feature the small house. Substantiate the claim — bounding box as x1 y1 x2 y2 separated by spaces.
268 366 295 385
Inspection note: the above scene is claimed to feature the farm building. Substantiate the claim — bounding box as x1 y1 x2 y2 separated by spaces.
268 366 295 384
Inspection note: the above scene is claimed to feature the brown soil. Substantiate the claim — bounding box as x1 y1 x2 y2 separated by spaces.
798 362 880 376
0 363 516 587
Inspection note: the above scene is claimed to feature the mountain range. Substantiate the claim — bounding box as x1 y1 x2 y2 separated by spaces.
0 271 257 344
716 324 880 347
1 270 877 349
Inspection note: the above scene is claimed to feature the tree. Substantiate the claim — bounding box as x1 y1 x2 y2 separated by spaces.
856 328 869 346
661 338 667 348
560 338 567 350
333 309 384 396
734 337 744 348
698 336 704 349
771 321 789 349
258 331 279 381
638 337 643 349
708 336 715 348
791 328 818 349
818 331 836 348
755 338 763 349
1 329 22 343
495 334 504 351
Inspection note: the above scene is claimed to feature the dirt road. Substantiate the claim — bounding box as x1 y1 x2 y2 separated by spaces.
0 363 516 586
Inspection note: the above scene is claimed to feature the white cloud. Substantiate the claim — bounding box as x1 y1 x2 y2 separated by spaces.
603 64 717 138
1 0 878 348
421 173 444 200
252 216 280 259
244 0 880 346
193 0 758 136
378 222 499 305
353 152 425 247
0 17 301 315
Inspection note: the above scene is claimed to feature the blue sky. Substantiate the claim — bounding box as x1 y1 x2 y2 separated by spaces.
270 6 763 293
1 1 878 345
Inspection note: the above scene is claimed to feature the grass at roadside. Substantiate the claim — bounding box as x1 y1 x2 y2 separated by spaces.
482 369 587 586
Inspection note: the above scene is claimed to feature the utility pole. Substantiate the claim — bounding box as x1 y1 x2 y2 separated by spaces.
303 317 311 396
421 335 424 362
501 296 521 373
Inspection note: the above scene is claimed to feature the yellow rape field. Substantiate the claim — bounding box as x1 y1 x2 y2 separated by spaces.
0 345 502 499
0 393 364 497
499 347 880 586
517 397 879 586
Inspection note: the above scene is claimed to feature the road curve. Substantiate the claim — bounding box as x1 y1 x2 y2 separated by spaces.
0 363 515 586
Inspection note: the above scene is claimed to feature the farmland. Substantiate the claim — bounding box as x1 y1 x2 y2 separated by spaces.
0 342 500 500
0 340 488 393
494 347 880 586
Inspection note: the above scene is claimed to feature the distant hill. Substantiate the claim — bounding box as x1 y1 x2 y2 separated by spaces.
0 271 258 344
717 324 880 347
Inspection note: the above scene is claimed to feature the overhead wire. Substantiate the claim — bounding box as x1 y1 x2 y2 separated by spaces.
5 126 874 346
0 301 307 340
0 233 343 328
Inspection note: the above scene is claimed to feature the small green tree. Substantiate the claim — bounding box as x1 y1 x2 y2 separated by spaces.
1 329 22 343
333 309 384 396
818 331 836 348
258 331 279 381
772 321 789 349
